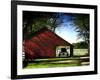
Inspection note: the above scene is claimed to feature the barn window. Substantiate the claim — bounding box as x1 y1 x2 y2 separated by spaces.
56 46 70 57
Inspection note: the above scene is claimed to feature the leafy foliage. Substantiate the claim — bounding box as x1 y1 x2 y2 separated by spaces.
23 11 64 39
72 41 88 49
72 14 89 45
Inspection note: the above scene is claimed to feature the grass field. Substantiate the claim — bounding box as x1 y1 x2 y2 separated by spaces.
23 49 89 69
25 62 80 68
24 57 81 69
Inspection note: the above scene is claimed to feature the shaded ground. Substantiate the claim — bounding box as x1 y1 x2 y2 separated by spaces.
23 56 89 69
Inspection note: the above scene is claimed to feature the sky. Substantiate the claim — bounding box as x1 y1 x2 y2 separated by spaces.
23 11 84 44
55 15 83 44
55 24 83 44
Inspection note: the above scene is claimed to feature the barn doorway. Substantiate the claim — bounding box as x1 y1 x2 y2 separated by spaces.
56 46 70 57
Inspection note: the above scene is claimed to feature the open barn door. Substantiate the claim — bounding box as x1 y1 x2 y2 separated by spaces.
56 46 70 57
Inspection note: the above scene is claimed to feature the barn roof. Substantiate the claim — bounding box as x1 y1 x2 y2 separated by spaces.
26 28 72 45
24 28 73 59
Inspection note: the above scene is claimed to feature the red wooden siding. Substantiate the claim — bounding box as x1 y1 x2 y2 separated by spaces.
24 28 73 59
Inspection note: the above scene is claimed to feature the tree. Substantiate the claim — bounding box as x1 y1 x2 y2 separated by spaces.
72 41 88 49
70 14 90 54
72 14 89 46
23 11 63 40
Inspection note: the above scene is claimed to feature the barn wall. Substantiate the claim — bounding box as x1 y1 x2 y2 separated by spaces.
24 28 73 59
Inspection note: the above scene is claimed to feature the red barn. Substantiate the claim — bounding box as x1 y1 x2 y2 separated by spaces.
23 28 73 59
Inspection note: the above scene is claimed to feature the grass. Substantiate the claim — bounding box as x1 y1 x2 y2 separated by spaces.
24 57 81 69
25 62 81 69
23 49 89 69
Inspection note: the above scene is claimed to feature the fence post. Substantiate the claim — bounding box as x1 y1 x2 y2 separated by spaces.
70 46 73 57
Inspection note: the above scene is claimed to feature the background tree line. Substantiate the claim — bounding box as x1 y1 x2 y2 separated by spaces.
72 41 88 49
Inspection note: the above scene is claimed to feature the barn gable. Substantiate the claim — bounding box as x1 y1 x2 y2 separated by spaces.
24 28 73 59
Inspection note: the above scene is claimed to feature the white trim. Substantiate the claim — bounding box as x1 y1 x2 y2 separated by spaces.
17 5 95 75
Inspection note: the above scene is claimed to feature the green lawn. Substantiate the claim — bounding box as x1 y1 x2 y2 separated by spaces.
24 57 81 69
23 49 89 69
25 62 80 69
